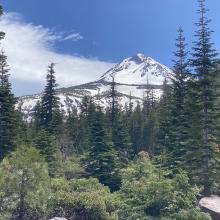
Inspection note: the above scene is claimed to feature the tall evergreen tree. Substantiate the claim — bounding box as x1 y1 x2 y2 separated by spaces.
39 62 61 134
142 77 152 118
106 74 131 164
34 129 59 177
128 92 134 117
85 107 118 191
112 111 132 166
142 79 158 155
142 107 159 156
168 27 191 168
64 107 80 154
157 78 173 156
32 63 62 176
0 6 5 41
0 50 18 159
130 103 144 154
77 97 95 153
108 74 120 126
190 0 220 195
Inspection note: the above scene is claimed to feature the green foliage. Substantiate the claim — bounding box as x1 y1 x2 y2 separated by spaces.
36 62 62 135
117 152 207 220
171 208 211 220
47 178 119 220
112 111 132 167
84 107 119 191
166 27 191 169
64 107 80 154
0 145 49 219
0 5 5 40
0 50 18 160
60 154 87 180
34 129 61 177
157 78 173 156
129 103 144 154
187 0 220 195
1 1 220 219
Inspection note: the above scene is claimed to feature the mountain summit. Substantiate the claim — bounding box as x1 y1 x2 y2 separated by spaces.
17 54 172 119
100 53 172 85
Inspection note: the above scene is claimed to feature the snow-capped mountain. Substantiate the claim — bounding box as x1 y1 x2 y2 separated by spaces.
17 53 172 119
101 53 171 85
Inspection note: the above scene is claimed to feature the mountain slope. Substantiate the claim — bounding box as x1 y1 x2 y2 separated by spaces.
17 53 172 119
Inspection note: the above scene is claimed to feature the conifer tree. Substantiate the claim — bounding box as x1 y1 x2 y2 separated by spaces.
64 108 80 154
80 96 91 116
0 145 49 220
0 6 5 41
33 63 62 176
0 50 18 160
142 77 152 118
112 111 132 166
157 78 173 155
106 74 131 164
190 0 220 195
34 129 59 177
108 74 120 126
85 107 118 191
77 97 95 152
39 62 61 134
130 103 143 154
142 79 158 155
168 27 191 168
128 92 134 117
142 107 159 156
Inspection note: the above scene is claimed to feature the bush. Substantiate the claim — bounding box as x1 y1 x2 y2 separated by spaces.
116 151 209 220
172 208 211 220
47 178 119 220
0 145 49 219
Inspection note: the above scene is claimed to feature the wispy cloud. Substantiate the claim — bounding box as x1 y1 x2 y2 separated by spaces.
0 12 114 96
61 33 84 42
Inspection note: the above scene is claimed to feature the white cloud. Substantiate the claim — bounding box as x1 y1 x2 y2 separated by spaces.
0 12 114 95
61 33 84 42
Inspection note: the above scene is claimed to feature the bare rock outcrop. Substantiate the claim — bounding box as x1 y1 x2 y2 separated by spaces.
199 195 220 220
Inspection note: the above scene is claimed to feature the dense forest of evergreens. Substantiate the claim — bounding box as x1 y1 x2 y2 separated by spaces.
0 0 220 219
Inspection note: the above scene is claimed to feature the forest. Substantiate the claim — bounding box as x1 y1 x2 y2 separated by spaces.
0 0 220 219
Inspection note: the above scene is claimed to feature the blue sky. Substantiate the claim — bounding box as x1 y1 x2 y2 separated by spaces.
0 0 219 95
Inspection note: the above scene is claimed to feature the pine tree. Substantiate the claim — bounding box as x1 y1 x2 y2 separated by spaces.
0 50 18 160
77 97 95 153
190 0 220 195
112 111 132 166
128 92 134 117
39 62 61 134
168 27 191 168
142 77 152 118
0 6 5 41
34 129 59 177
108 74 120 126
32 63 62 176
64 107 80 154
85 107 118 191
0 145 49 219
80 96 91 116
130 103 144 154
106 74 131 165
157 78 173 155
142 107 159 156
142 79 158 155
